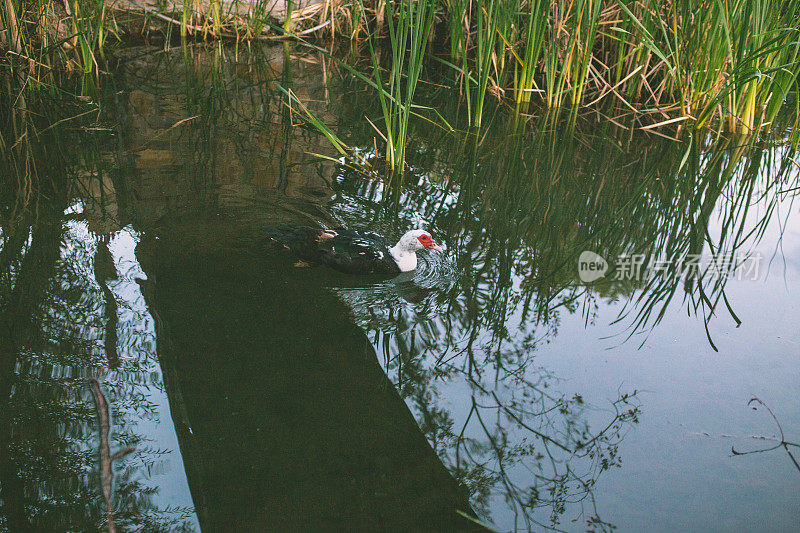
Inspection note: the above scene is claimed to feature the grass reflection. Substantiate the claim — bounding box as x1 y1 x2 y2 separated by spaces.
333 107 799 347
0 77 197 531
329 108 798 528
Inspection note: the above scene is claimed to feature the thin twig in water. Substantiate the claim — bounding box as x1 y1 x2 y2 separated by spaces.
731 397 800 475
130 115 200 152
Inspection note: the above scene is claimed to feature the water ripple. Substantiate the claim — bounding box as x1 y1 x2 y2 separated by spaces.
330 250 459 332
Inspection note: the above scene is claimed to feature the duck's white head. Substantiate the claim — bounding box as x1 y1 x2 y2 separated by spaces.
389 229 443 271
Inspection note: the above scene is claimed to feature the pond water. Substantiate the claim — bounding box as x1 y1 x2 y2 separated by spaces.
1 43 798 532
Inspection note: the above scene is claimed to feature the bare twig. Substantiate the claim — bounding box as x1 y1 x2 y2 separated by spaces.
731 397 800 475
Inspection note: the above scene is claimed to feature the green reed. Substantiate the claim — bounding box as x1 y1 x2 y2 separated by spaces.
615 0 800 133
369 0 436 172
446 0 467 64
0 0 108 77
513 0 548 109
4 0 800 161
72 0 108 73
283 0 293 33
439 0 799 131
470 0 497 127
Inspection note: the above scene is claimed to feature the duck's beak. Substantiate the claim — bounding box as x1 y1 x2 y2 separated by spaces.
428 242 444 252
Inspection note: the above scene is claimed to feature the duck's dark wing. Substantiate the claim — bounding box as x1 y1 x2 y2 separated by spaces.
264 225 399 275
329 227 391 247
264 225 337 258
319 229 399 275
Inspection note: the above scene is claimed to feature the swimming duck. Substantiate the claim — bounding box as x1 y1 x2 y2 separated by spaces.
264 225 443 275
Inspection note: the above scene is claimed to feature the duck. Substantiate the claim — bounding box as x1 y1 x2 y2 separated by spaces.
264 225 443 275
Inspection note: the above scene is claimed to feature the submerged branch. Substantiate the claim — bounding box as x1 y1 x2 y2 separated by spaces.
731 397 800 475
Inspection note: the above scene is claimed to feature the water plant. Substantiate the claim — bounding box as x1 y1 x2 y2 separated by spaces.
368 0 436 172
470 0 497 127
614 0 800 133
513 0 548 110
3 0 800 171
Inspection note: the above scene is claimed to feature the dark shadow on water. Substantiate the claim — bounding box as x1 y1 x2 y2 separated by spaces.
135 236 482 530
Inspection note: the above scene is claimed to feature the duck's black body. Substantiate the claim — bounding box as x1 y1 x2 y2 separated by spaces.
264 225 401 275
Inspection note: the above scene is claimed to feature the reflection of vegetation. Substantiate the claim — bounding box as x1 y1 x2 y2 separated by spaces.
337 270 641 530
0 76 195 532
114 43 336 227
334 106 800 346
329 108 798 528
397 345 639 531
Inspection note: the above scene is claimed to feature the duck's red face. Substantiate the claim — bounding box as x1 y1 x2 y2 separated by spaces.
417 233 443 252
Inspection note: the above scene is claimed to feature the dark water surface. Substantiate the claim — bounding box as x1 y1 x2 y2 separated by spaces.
1 44 798 532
